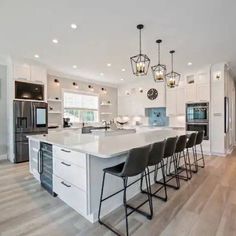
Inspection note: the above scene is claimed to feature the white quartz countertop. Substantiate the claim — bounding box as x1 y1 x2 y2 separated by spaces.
28 129 193 158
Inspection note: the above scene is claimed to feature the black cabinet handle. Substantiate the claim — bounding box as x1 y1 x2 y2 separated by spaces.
61 161 71 167
61 149 71 153
61 181 71 188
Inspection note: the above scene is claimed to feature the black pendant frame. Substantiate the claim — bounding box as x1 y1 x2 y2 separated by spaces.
166 50 180 88
130 24 150 76
151 39 166 82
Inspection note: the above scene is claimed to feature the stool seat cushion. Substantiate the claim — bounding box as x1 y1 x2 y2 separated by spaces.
103 162 125 177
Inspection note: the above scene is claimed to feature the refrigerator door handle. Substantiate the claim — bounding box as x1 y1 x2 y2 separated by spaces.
37 149 41 173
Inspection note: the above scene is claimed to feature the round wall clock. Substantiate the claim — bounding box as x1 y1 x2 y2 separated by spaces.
147 88 158 100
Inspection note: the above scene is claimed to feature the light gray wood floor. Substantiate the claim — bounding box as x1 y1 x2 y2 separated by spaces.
1 151 236 236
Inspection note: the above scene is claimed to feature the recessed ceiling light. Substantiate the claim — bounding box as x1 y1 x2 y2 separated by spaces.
121 68 126 72
52 38 59 44
34 54 39 58
70 23 77 29
107 63 111 67
100 73 104 76
72 65 77 69
188 62 192 66
120 78 124 81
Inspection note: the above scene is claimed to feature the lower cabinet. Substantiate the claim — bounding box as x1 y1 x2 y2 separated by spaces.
29 139 40 181
53 175 87 215
53 147 88 216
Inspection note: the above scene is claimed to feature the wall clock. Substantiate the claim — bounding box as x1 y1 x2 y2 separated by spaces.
147 88 158 100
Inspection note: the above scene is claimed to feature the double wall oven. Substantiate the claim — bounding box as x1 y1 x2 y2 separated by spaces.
186 103 209 140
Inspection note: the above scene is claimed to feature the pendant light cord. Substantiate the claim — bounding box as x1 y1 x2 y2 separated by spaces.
171 52 174 72
139 29 142 55
158 43 160 64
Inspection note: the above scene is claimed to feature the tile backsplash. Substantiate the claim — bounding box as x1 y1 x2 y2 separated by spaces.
145 107 169 126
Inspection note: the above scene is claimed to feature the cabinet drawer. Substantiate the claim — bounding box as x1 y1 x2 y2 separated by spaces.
53 146 86 168
53 175 87 215
53 158 86 191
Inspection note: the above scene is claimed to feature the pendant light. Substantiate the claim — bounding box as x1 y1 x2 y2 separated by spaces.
130 24 150 76
166 50 180 88
151 39 166 82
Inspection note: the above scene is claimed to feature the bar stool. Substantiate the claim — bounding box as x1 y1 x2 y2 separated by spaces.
194 131 205 168
140 140 167 201
169 135 190 181
154 136 179 200
98 145 152 236
186 132 198 174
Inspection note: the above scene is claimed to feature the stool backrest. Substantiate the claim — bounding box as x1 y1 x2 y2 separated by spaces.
175 135 187 153
186 132 197 148
164 136 178 158
195 131 204 145
121 145 151 177
148 140 166 166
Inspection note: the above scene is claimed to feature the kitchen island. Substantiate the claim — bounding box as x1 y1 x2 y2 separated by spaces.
28 129 191 223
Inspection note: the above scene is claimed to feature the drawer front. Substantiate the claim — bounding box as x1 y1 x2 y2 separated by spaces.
53 175 87 215
53 158 86 191
53 146 86 168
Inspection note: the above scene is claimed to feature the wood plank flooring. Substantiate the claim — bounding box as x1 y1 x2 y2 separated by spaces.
1 151 236 236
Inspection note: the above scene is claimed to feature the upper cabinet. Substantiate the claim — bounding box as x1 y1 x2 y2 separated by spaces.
185 71 210 103
13 63 47 101
166 86 185 116
30 65 47 84
13 63 31 81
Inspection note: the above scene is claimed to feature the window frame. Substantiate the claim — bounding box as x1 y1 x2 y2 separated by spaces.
62 89 100 123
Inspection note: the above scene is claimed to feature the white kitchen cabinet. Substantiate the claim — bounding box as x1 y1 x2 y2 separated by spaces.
166 87 185 116
29 139 40 181
196 83 210 102
30 65 47 84
176 87 186 114
185 84 196 103
166 89 177 116
13 63 31 80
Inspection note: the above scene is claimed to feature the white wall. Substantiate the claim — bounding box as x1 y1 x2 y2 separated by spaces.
0 64 7 159
118 78 166 117
47 74 118 126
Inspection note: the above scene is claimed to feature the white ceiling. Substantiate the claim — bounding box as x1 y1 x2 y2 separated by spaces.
0 0 236 85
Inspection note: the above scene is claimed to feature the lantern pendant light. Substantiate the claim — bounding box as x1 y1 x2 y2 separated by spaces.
166 50 180 88
151 39 166 82
130 24 150 76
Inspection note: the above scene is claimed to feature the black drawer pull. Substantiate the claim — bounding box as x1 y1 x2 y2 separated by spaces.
61 149 71 153
61 161 71 167
61 181 71 188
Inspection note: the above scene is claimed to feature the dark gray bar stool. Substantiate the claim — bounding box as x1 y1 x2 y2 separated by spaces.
140 140 167 201
186 132 198 174
194 131 205 168
169 135 191 180
154 136 179 200
98 145 152 236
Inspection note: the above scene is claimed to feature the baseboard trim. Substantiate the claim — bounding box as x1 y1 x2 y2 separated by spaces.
0 154 7 160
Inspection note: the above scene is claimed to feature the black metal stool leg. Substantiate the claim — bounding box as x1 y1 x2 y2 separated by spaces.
123 177 129 236
186 148 193 178
200 144 205 167
192 147 198 173
98 172 106 223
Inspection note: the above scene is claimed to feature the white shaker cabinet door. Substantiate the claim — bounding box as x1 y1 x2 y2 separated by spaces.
185 84 196 103
176 87 185 115
13 63 31 81
166 89 177 116
30 65 47 84
196 83 210 102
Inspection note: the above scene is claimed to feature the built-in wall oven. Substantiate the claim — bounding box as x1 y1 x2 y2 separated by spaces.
186 103 209 140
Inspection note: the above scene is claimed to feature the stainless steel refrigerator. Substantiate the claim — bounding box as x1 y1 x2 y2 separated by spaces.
14 100 48 163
